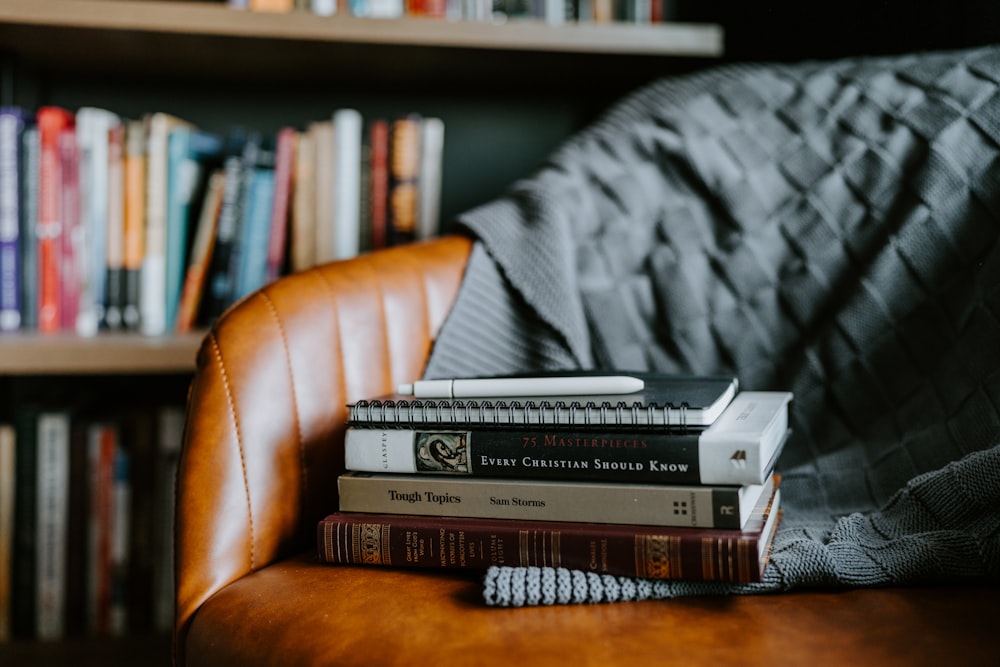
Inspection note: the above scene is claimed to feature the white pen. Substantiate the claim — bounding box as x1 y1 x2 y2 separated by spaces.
397 375 645 398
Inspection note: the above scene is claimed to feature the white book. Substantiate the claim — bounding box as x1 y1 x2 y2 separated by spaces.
332 108 362 260
142 112 192 336
75 107 121 336
311 120 335 266
312 0 336 14
416 117 444 241
35 411 71 640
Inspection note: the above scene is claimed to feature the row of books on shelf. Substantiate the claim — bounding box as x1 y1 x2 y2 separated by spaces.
0 404 186 642
0 105 444 337
318 373 792 584
235 0 677 25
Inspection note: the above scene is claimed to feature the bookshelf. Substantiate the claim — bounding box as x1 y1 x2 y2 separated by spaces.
0 1 723 662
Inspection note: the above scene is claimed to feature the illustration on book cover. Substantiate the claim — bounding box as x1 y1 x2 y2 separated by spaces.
415 431 468 473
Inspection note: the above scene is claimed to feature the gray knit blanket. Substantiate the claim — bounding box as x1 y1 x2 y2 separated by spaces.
422 45 1000 605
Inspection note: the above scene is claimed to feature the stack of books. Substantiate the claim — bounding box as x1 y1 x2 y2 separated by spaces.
318 373 791 584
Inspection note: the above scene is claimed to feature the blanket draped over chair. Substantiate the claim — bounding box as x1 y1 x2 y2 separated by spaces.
422 45 1000 605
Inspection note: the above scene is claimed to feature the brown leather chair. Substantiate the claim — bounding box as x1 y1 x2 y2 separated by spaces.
174 235 995 667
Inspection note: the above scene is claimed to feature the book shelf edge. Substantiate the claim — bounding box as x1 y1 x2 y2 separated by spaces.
0 0 725 57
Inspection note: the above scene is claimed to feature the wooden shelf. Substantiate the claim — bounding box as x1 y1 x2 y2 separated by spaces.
0 0 722 87
0 331 204 374
0 0 722 56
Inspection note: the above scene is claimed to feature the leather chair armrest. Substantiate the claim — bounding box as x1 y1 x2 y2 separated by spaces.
174 236 472 658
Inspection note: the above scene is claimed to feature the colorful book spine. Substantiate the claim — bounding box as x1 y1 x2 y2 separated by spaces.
58 126 81 332
338 471 775 530
104 123 126 330
0 107 28 331
234 164 276 300
387 114 422 245
36 107 75 333
367 119 390 251
142 112 192 336
266 127 297 282
74 107 120 336
320 484 780 583
19 123 40 331
122 119 146 331
165 126 222 330
175 169 225 333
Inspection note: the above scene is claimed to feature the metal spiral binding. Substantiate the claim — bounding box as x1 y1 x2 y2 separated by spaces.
352 397 691 428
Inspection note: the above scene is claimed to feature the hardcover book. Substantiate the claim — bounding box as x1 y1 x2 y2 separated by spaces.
345 391 791 486
0 107 29 332
36 106 75 333
141 112 193 336
165 126 223 331
320 482 780 583
0 423 14 641
19 123 39 331
348 373 739 428
74 107 120 336
337 470 775 530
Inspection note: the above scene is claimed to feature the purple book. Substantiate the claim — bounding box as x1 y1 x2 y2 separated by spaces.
0 106 31 330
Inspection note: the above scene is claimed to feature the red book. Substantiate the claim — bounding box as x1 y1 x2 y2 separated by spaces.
368 119 389 250
58 126 80 332
318 479 781 584
36 106 75 333
266 127 296 283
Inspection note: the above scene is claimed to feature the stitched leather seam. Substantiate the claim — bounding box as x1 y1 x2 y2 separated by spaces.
260 288 308 525
209 329 256 571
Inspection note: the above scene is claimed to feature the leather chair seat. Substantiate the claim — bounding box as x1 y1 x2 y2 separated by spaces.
174 237 996 667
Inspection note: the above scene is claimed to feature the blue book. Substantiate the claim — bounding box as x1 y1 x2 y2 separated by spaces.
165 126 222 330
18 122 39 331
235 167 276 301
0 106 31 331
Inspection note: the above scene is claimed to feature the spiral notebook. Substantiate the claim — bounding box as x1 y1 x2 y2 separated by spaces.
347 373 739 428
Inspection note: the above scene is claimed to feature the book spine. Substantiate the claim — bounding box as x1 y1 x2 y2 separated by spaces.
122 119 146 331
58 127 81 333
266 127 296 282
175 169 225 333
142 113 189 336
337 472 751 528
86 422 115 636
12 408 39 639
416 116 444 241
75 108 118 336
368 119 389 251
345 427 716 484
0 108 25 331
290 128 316 272
235 167 275 299
104 123 126 330
36 107 74 333
35 411 70 640
109 444 131 636
317 508 771 583
0 424 16 641
387 114 421 245
19 124 39 331
332 108 362 260
203 133 247 319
